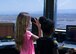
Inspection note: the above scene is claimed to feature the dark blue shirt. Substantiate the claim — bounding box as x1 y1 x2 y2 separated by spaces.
36 37 58 54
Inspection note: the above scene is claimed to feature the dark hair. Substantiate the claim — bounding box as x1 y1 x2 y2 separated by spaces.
39 16 54 35
31 17 37 23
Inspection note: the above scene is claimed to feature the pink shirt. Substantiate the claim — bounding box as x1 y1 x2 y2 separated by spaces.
20 31 35 54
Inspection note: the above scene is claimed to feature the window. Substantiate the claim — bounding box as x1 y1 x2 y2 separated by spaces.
0 0 44 33
0 0 44 22
55 0 76 31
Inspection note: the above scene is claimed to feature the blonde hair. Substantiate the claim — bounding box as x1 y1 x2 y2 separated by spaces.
15 12 30 50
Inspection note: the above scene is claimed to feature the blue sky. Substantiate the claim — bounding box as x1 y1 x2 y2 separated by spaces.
57 0 76 10
0 0 44 15
57 0 76 13
0 0 76 15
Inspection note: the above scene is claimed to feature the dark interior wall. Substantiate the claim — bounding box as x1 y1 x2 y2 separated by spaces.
0 23 14 38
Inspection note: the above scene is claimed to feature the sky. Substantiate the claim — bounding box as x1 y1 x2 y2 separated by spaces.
57 0 76 10
0 0 76 15
0 0 44 15
57 0 76 13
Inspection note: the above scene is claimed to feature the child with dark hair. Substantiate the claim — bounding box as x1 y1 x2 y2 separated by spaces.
37 16 59 54
39 16 54 37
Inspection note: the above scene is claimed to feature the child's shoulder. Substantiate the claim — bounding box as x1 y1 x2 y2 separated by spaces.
26 30 30 33
26 30 33 35
26 30 31 33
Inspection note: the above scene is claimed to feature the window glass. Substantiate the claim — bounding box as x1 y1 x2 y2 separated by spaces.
56 0 76 30
0 0 44 22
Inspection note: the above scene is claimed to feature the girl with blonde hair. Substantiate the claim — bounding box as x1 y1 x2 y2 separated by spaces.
15 12 41 54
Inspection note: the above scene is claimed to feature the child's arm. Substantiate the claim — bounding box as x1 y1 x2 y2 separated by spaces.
31 34 39 41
